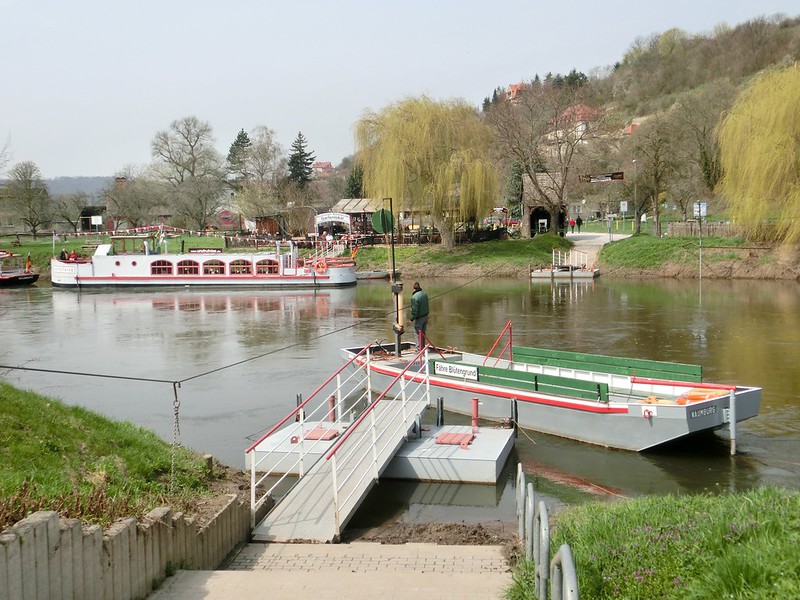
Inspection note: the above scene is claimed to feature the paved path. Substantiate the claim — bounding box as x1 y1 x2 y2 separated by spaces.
149 542 513 600
567 231 631 269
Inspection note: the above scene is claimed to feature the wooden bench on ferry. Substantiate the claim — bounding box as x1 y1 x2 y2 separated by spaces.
511 346 703 383
430 359 610 402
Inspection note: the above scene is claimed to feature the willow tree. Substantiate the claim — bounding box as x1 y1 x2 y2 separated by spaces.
717 65 800 243
355 96 498 248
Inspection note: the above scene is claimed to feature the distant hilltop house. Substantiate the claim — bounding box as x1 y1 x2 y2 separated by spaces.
312 162 334 178
505 82 527 102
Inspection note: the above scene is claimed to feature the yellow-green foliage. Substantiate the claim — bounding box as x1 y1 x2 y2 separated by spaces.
717 64 800 243
355 96 498 245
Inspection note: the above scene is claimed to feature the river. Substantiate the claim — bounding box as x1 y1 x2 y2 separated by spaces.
2 277 799 524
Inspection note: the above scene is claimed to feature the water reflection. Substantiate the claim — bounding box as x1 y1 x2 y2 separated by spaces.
2 279 799 520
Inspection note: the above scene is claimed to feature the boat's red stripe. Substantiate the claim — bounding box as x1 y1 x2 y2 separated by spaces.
364 361 627 414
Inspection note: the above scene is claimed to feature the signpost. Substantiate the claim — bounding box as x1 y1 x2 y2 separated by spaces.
694 202 707 280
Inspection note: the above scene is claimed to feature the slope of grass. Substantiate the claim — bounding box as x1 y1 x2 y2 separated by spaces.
507 487 800 599
0 381 216 529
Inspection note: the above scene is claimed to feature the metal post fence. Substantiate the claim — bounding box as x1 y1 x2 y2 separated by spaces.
551 544 580 599
516 464 580 599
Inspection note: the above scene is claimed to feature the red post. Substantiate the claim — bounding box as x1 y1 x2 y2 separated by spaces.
328 395 336 423
472 397 479 430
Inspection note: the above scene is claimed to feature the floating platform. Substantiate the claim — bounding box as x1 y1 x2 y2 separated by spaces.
248 421 514 484
382 425 515 484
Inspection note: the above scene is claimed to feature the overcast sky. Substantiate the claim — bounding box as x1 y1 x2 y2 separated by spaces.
2 0 798 178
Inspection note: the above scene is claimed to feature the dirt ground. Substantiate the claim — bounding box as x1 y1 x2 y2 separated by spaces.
194 462 519 551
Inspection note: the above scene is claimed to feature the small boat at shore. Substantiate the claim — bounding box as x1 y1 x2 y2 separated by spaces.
355 270 400 281
51 234 356 288
0 250 39 287
341 324 761 452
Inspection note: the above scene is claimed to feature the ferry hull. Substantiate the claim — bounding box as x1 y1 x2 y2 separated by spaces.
341 344 761 452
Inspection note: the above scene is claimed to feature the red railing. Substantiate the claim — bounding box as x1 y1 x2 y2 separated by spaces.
483 320 513 366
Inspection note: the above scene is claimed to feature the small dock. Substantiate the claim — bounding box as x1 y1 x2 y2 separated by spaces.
250 421 514 484
245 345 513 543
531 248 599 280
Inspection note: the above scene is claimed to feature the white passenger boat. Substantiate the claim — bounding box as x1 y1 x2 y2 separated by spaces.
51 235 357 289
341 325 761 452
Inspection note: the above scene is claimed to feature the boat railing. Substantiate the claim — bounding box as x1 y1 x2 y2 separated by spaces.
416 331 451 361
483 320 513 366
245 341 375 520
325 344 432 537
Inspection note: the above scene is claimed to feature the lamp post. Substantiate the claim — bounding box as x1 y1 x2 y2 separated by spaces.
632 159 638 232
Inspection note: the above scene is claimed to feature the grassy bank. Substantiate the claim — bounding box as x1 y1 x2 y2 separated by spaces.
0 381 236 530
5 231 796 280
507 487 800 599
354 234 571 277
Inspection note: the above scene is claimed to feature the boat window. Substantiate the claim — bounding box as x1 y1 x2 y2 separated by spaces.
229 259 253 275
203 260 225 275
150 260 173 276
177 260 200 275
256 259 279 275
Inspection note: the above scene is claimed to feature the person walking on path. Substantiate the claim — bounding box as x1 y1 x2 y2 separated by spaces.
569 218 576 233
409 281 429 350
576 216 583 233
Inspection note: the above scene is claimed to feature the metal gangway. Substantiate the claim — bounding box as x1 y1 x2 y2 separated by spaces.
552 248 590 271
246 344 432 542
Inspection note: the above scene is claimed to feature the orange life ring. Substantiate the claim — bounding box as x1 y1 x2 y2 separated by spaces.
314 260 328 275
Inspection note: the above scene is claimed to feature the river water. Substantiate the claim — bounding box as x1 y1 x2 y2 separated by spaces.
2 277 799 524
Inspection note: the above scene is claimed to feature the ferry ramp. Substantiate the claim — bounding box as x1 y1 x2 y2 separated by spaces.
249 346 431 543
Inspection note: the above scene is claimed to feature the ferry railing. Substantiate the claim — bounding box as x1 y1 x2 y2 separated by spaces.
325 345 432 538
483 320 513 366
517 463 580 599
417 331 451 362
245 341 375 526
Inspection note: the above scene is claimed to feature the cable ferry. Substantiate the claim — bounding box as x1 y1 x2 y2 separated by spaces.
341 323 761 452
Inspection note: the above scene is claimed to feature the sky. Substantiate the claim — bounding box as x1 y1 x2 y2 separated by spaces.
1 0 798 178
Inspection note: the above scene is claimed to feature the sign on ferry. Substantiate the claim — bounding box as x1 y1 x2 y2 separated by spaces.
434 362 478 381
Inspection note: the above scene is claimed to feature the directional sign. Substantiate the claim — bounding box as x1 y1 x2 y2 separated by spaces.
582 171 624 183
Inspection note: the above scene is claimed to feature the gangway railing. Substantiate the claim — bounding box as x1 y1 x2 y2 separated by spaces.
325 344 432 537
552 249 590 271
245 342 375 526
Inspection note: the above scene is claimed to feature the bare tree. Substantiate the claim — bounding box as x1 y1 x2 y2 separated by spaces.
486 80 601 237
2 161 52 238
53 192 89 233
151 116 227 230
627 114 679 237
104 169 164 228
0 137 10 175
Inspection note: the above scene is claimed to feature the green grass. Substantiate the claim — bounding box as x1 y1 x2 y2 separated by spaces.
354 234 572 271
599 233 746 269
0 381 220 529
506 487 800 599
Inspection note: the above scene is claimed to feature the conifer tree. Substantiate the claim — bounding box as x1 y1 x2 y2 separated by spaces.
287 132 315 188
227 129 252 189
344 163 364 198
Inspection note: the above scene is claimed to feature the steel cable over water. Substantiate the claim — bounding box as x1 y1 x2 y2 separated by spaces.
0 275 487 488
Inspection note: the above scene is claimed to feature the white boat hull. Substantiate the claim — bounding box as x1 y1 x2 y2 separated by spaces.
51 248 356 288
